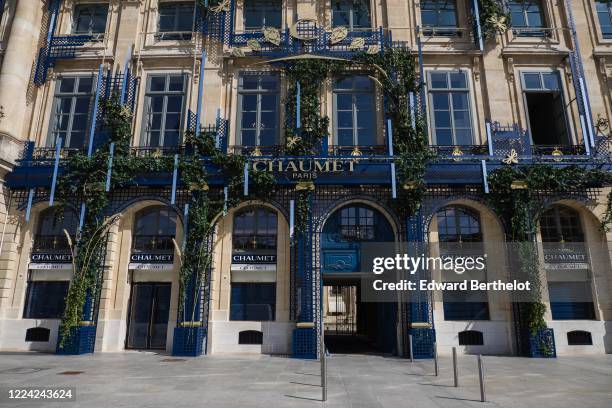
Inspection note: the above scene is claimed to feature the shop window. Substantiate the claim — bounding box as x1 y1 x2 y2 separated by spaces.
157 2 194 40
567 330 593 346
521 71 570 146
233 207 277 252
458 330 484 345
33 208 79 253
428 71 474 145
25 327 51 342
421 0 459 36
72 3 109 38
237 74 280 147
132 207 177 252
239 330 263 344
230 283 276 321
539 205 584 243
509 0 547 37
48 75 95 149
437 206 489 321
540 205 595 320
331 0 371 31
142 74 187 149
23 281 69 319
333 75 376 147
244 0 282 31
596 1 612 39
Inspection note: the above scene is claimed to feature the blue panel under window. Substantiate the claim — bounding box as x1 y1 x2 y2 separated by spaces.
23 281 69 319
231 283 276 321
443 290 489 320
548 282 595 320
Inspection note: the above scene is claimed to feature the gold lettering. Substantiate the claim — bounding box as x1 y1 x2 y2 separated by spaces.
252 161 267 172
299 160 312 172
286 161 298 172
332 161 343 172
314 161 330 172
348 160 355 172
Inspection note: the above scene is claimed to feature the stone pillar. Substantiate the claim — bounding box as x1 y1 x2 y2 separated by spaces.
0 0 44 151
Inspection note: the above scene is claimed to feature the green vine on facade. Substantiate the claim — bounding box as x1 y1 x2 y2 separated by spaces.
487 164 612 354
478 0 511 39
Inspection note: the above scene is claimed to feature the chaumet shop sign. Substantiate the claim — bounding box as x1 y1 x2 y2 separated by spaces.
29 253 73 270
129 253 175 270
250 159 356 180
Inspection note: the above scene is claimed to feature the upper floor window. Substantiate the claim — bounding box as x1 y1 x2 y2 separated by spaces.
596 1 612 39
33 208 79 253
158 1 194 40
331 0 371 31
436 206 482 243
333 75 376 147
48 75 95 149
233 207 278 253
428 71 473 146
237 74 280 147
420 0 458 36
540 205 584 243
72 3 109 37
142 74 187 149
509 0 547 36
132 207 177 252
244 0 282 31
521 71 570 146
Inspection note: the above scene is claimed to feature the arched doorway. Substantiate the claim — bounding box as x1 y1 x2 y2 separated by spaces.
320 204 396 354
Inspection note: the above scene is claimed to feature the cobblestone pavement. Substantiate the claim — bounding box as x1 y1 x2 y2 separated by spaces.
0 352 611 408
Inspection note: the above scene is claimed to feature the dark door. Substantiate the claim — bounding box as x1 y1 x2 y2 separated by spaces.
127 283 171 350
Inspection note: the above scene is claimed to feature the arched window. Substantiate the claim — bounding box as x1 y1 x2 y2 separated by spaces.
540 205 594 320
540 205 584 243
132 207 177 252
339 205 375 241
33 208 79 252
436 206 482 243
436 206 489 321
232 207 277 253
230 207 278 322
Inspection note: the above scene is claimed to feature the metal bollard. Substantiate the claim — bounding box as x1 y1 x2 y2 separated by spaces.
321 335 327 401
409 334 414 362
434 342 439 376
477 355 485 402
452 347 458 387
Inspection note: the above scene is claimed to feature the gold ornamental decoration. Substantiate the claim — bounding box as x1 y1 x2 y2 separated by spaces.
231 47 246 57
246 39 262 51
502 149 519 165
451 146 464 161
263 27 281 46
350 146 362 156
348 37 365 50
286 136 302 149
210 0 230 13
551 146 563 162
251 146 263 157
330 26 348 45
366 45 380 54
487 15 507 33
295 181 315 191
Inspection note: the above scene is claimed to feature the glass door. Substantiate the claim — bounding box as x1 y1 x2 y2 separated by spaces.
127 283 171 350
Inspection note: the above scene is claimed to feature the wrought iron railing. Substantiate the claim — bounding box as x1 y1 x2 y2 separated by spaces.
329 145 388 156
532 144 587 156
129 146 184 158
430 145 489 158
229 27 389 57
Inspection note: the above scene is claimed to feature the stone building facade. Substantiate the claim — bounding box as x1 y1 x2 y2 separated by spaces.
0 0 611 357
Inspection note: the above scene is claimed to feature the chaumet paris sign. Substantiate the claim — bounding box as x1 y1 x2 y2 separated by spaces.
250 158 356 180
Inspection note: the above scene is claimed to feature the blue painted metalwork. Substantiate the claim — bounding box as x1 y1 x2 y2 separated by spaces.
34 0 93 86
105 143 115 192
564 0 595 149
171 154 179 204
196 50 207 135
56 325 96 355
471 0 484 51
525 328 557 358
48 137 62 206
25 189 34 222
243 163 249 195
87 65 105 157
481 160 489 194
296 82 301 129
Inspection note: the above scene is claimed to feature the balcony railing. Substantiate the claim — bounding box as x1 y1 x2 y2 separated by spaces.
129 146 184 158
228 144 389 157
430 145 489 158
229 27 388 57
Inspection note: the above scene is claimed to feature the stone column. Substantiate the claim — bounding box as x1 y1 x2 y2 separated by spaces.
0 0 44 153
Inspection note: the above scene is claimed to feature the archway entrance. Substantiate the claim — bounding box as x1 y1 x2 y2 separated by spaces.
321 204 397 354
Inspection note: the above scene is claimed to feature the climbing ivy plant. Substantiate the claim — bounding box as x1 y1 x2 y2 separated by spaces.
487 164 612 354
478 0 511 39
